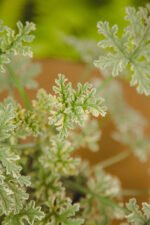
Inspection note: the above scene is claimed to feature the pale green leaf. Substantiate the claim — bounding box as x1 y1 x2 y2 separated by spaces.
0 56 41 93
40 138 80 175
0 21 35 72
0 184 13 215
71 118 101 152
94 54 128 76
126 199 148 225
0 103 15 141
3 201 44 225
142 203 150 220
40 194 83 225
130 62 150 96
5 181 28 213
49 74 106 137
95 5 150 95
0 146 21 179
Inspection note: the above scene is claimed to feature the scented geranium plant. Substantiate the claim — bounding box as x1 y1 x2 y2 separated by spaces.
0 4 150 225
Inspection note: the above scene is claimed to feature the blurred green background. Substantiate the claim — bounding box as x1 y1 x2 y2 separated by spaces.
0 0 150 60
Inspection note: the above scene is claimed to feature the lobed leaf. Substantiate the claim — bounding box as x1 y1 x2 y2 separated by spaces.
0 21 35 72
40 138 80 175
3 201 44 225
49 74 106 137
95 5 150 95
0 103 15 141
126 199 150 225
39 193 83 225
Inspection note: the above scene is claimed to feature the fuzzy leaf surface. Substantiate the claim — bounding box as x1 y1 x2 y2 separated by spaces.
95 5 150 95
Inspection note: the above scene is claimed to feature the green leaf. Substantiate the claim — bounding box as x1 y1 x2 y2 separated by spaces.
0 167 32 216
94 54 128 77
126 199 150 225
0 184 13 215
40 194 83 225
71 118 101 152
8 21 36 57
130 62 150 96
0 56 41 93
18 175 31 187
0 103 15 141
94 21 129 76
33 88 54 113
125 6 148 46
81 167 122 225
49 74 106 137
0 55 10 72
50 203 84 225
142 203 150 220
0 146 21 178
96 79 150 162
32 168 63 203
3 201 44 225
40 138 80 175
0 21 35 72
5 181 28 213
87 167 121 198
95 5 150 95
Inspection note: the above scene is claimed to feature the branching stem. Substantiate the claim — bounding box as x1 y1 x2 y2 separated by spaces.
96 74 113 94
98 149 132 168
65 180 130 214
13 142 37 149
6 64 32 110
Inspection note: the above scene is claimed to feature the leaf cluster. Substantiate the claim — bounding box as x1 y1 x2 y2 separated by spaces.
0 21 35 72
94 5 150 95
0 5 150 225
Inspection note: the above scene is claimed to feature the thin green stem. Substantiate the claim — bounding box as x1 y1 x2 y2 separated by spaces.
78 63 93 83
6 64 32 110
122 189 150 196
65 180 129 214
98 150 132 168
96 74 113 94
12 142 37 150
6 73 14 97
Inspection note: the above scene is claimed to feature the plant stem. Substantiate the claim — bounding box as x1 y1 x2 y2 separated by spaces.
96 74 113 94
79 63 93 83
6 64 32 110
98 150 132 168
13 142 37 149
65 180 129 214
122 189 150 196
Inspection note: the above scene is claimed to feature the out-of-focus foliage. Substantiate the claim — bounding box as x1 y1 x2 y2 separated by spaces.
70 118 101 152
94 5 150 95
64 36 103 63
0 3 150 225
0 56 41 92
92 78 150 162
126 199 150 225
0 20 35 72
1 0 150 59
33 74 106 138
78 165 124 225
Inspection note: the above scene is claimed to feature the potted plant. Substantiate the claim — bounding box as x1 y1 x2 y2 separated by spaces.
0 4 149 225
